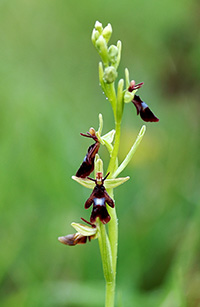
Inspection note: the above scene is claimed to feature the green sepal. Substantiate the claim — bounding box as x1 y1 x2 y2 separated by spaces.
102 23 112 43
114 40 122 69
71 222 97 237
95 157 103 176
72 176 95 189
101 129 115 144
96 35 109 66
104 176 130 189
91 29 100 46
124 90 134 103
125 68 130 88
94 21 103 33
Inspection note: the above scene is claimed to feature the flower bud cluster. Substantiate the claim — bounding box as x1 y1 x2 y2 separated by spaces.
92 21 121 84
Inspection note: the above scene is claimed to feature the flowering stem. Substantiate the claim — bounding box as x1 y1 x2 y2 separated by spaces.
99 118 121 306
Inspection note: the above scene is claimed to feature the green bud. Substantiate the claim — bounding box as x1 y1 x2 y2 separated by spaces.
124 90 135 103
108 45 119 64
96 35 108 65
102 23 112 43
115 40 122 69
91 29 100 46
103 66 118 84
95 21 103 33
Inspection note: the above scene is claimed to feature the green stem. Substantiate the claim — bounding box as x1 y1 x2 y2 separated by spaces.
108 121 121 175
106 281 115 307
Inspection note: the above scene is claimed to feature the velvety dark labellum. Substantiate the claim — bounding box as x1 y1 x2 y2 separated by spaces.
76 132 100 178
132 95 159 122
85 173 114 224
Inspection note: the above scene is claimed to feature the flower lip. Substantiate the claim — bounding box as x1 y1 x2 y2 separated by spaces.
132 95 159 122
85 172 114 224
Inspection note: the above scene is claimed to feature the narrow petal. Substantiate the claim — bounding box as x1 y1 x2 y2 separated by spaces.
85 194 94 209
104 190 115 208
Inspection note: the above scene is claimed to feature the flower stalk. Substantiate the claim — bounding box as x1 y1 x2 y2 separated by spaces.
59 20 159 307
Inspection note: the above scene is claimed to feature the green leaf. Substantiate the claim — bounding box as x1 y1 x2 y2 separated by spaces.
113 125 146 178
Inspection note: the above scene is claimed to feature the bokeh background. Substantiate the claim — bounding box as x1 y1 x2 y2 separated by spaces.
0 0 200 306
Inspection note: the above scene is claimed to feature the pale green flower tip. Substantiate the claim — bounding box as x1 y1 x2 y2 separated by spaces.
102 23 112 43
108 45 118 64
96 35 107 52
103 66 118 84
118 78 124 88
117 40 122 54
125 68 130 87
95 21 103 33
91 29 100 45
124 91 134 103
140 125 146 136
95 158 103 174
71 222 97 236
97 113 103 136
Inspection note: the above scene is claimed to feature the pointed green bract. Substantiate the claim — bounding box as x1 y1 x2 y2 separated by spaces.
113 125 146 178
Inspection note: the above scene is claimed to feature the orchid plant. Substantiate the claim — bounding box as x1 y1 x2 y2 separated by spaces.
58 21 159 307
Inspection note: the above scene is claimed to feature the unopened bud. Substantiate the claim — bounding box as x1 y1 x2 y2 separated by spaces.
96 35 108 65
91 29 100 45
102 23 112 43
95 21 103 33
103 66 118 84
108 45 119 64
89 127 96 136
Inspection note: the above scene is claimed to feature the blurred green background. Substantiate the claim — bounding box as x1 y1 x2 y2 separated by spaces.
0 0 200 306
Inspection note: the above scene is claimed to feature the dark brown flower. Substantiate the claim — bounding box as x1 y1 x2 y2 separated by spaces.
76 128 100 178
128 80 159 122
85 172 114 224
132 95 159 122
